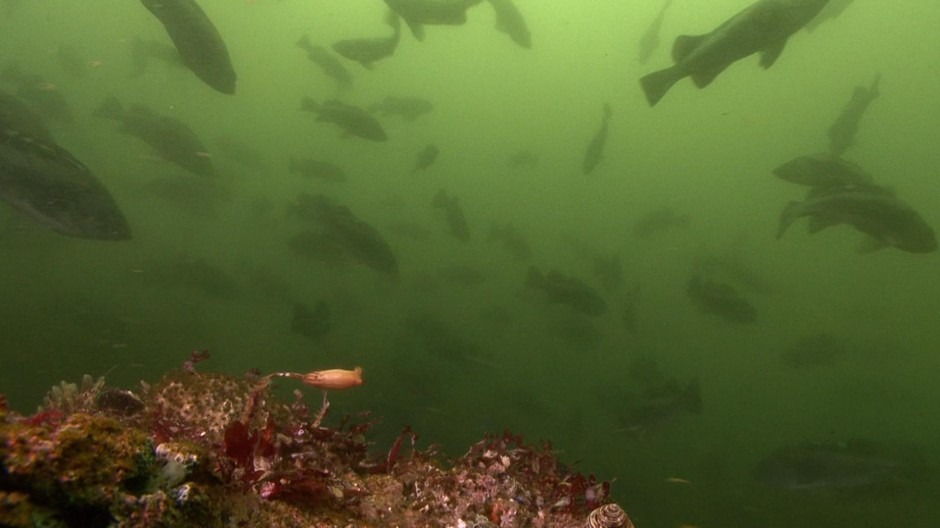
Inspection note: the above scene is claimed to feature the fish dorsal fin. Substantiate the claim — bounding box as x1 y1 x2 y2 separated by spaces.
672 34 706 63
760 38 788 69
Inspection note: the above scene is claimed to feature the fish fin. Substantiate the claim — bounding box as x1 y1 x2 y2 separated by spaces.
869 72 881 98
93 96 124 120
296 34 312 51
602 102 612 119
689 63 728 88
360 61 374 71
299 96 319 113
639 66 684 106
759 38 787 69
403 18 425 41
857 236 888 254
776 201 803 239
671 34 706 63
524 265 543 289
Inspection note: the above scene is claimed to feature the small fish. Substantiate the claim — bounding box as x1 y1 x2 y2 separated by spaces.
827 73 880 156
384 0 484 41
297 34 353 90
487 0 531 49
368 95 434 121
687 274 757 323
301 97 388 141
633 207 690 238
582 103 612 174
411 144 439 173
637 0 672 64
431 189 470 241
290 157 347 182
331 10 401 70
525 266 607 316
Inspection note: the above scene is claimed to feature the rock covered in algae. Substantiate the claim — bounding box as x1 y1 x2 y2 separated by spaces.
0 360 632 528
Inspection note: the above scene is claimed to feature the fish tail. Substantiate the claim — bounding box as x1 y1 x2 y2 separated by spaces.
776 201 803 239
639 66 684 106
93 96 124 121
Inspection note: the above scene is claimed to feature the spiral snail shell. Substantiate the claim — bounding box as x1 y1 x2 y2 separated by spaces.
586 503 634 528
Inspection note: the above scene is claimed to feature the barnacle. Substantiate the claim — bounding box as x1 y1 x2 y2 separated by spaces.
586 503 633 528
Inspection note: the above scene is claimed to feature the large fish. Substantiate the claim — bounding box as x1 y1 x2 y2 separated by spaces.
773 153 875 190
753 438 929 493
827 73 880 156
0 128 131 240
687 274 757 323
637 0 672 64
300 97 388 141
777 186 937 253
288 193 399 276
384 0 484 41
296 35 353 91
639 0 830 106
525 266 607 316
582 103 612 174
368 95 434 121
331 10 401 70
431 189 470 241
487 0 531 49
139 0 237 94
94 96 215 178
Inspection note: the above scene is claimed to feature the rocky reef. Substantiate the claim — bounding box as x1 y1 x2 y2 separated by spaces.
0 352 634 527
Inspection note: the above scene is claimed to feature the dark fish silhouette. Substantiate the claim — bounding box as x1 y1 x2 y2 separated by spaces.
431 189 470 241
289 157 347 182
296 35 353 90
368 95 434 121
827 73 880 156
777 185 937 254
633 206 690 238
301 97 388 141
637 0 672 64
139 0 237 94
0 128 131 240
582 103 611 174
639 0 829 106
0 89 53 142
773 153 875 190
753 438 930 493
487 0 531 49
525 266 607 316
411 144 439 173
1 64 73 124
331 10 401 70
384 0 484 41
94 96 214 178
687 274 756 323
488 222 531 261
288 193 399 276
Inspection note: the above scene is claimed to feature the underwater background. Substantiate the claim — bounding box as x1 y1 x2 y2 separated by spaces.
2 0 939 526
